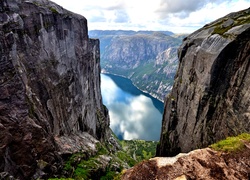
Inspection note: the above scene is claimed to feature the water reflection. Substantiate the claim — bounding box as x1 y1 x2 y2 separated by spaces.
101 74 163 141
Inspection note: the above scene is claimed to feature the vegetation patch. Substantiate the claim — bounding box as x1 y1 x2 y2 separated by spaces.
120 140 158 162
49 7 59 14
49 138 159 179
116 151 137 167
210 10 250 37
210 133 250 152
49 178 74 180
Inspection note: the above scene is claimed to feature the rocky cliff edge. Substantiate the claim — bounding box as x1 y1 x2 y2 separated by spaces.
122 140 250 180
0 0 118 179
157 7 250 156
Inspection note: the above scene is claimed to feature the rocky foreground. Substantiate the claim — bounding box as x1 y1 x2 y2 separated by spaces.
122 141 250 180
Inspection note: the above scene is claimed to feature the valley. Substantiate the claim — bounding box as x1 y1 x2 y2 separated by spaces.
89 30 184 101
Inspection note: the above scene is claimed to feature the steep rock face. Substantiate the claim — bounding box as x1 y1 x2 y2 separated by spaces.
89 31 181 101
157 8 250 156
122 141 250 180
0 0 113 179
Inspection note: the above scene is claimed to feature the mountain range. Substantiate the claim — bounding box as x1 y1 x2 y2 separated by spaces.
89 30 184 101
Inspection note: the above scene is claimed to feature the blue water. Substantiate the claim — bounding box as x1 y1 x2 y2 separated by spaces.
101 73 164 141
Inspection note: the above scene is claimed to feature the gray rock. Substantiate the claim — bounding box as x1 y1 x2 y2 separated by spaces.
221 18 234 28
0 0 115 179
157 7 250 156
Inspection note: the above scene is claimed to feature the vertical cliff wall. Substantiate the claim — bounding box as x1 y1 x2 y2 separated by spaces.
157 8 250 156
0 0 112 178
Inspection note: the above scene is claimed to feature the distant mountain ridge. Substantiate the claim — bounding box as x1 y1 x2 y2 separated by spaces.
89 30 183 101
89 30 174 36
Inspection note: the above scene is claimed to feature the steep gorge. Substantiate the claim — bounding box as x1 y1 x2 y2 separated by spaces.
1 1 250 179
0 0 117 179
89 30 182 101
122 8 250 180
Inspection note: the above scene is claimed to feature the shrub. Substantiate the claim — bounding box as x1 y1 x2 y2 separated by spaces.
210 133 250 152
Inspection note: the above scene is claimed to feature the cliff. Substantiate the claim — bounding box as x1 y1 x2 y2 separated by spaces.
157 8 250 156
89 30 182 101
0 0 117 179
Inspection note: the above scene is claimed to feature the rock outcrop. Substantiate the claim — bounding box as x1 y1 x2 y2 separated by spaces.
89 30 181 101
122 141 250 180
0 0 115 179
157 8 250 156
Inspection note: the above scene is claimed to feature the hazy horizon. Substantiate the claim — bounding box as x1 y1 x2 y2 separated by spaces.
51 0 249 33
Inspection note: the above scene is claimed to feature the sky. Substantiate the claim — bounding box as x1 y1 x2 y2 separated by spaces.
51 0 249 33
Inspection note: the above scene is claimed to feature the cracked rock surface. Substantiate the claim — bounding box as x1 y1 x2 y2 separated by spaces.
157 8 250 156
122 141 250 180
0 0 116 179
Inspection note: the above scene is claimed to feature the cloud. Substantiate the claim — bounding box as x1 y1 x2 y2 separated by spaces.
156 0 206 15
114 10 130 23
108 95 162 140
101 74 162 141
104 1 126 10
87 11 106 23
51 0 250 33
155 0 232 18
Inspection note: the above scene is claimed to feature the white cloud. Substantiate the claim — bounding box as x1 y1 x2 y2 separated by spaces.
100 74 120 104
107 95 162 140
51 0 250 33
101 74 162 140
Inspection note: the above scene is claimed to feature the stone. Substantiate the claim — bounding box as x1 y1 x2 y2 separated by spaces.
0 0 116 179
157 7 250 156
122 141 250 179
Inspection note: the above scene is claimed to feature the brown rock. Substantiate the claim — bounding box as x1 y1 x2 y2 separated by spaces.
122 143 250 180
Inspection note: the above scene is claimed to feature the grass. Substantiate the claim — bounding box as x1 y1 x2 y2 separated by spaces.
52 136 159 179
120 140 158 163
116 151 137 167
49 7 59 14
210 10 250 37
210 133 250 152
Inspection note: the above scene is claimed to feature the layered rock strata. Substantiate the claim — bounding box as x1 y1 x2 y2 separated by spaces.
157 8 250 156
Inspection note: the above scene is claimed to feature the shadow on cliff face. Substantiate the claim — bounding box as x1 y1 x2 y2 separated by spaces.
205 28 250 141
0 0 110 179
157 7 250 157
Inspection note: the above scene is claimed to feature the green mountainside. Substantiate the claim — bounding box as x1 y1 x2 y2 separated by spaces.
49 139 158 179
49 133 250 179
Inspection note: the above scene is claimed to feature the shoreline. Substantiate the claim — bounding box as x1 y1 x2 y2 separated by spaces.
101 71 165 103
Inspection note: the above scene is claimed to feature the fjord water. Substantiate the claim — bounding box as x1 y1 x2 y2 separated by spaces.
101 73 164 141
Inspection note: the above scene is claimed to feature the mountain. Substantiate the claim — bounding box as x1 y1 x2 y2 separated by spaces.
157 8 250 156
0 0 120 179
89 30 183 101
89 30 174 37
